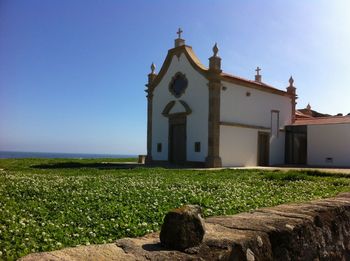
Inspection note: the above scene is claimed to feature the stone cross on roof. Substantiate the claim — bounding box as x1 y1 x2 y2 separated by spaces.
255 67 262 82
177 28 183 39
255 66 261 76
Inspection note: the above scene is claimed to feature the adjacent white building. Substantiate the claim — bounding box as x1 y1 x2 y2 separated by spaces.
145 30 350 168
286 116 350 167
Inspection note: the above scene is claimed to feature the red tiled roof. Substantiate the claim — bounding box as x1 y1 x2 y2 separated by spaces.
220 72 287 96
293 116 350 126
295 110 313 119
297 109 330 118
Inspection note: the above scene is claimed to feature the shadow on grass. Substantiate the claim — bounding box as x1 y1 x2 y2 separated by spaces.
31 161 204 170
263 169 350 181
31 162 140 170
303 170 350 178
263 172 310 181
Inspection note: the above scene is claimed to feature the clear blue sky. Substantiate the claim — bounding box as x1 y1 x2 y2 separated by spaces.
1 0 349 154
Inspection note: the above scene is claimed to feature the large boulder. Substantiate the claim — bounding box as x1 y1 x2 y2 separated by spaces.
159 205 205 250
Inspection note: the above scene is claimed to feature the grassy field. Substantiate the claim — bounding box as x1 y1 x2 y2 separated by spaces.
0 158 349 260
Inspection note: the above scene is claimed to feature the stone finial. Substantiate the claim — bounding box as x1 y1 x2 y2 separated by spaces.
287 76 296 91
255 66 262 82
289 76 294 87
160 205 205 250
147 62 157 87
286 75 297 123
209 43 222 73
150 62 156 74
304 103 313 116
213 43 219 57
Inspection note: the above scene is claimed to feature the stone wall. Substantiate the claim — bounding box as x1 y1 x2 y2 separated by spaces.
20 192 350 261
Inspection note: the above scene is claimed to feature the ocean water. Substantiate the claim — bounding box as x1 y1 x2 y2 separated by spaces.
0 151 137 159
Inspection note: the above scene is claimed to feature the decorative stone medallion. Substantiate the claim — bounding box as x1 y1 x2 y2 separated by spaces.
169 72 188 98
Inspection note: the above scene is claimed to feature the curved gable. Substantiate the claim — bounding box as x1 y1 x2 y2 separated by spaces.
149 45 208 94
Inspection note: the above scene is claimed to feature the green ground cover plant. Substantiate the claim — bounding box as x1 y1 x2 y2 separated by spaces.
0 158 349 260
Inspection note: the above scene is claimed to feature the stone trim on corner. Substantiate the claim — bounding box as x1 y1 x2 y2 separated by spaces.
205 45 223 168
146 72 157 164
205 76 222 168
205 80 222 168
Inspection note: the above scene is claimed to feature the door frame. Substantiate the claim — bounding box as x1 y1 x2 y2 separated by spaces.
285 125 307 165
257 131 270 166
168 113 187 164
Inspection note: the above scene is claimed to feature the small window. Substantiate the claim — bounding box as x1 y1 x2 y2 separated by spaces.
325 157 333 163
157 143 162 152
194 142 201 152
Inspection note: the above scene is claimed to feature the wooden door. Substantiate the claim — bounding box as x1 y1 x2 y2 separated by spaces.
294 133 307 164
169 124 186 164
258 132 270 166
169 122 186 165
285 126 307 165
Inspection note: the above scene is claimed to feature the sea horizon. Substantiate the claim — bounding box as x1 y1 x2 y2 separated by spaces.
0 150 138 159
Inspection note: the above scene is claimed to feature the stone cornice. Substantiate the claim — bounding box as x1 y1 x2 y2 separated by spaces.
220 121 271 130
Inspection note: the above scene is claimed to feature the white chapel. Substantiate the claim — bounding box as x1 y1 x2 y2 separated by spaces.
145 30 350 168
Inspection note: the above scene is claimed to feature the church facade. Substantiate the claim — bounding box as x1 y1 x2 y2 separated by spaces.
145 30 350 168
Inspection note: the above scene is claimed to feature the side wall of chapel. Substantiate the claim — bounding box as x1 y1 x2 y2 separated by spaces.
219 81 292 166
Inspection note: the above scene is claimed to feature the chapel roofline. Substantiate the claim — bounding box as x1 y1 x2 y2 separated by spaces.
220 72 288 96
147 32 290 98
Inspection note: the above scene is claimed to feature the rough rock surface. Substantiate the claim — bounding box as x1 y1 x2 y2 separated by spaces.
159 204 205 250
18 243 135 261
20 192 350 261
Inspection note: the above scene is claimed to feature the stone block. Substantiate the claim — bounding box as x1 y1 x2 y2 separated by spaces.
159 205 205 250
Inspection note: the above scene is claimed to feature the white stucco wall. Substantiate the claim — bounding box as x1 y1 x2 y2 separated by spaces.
269 131 285 165
219 81 291 166
151 53 209 162
220 126 260 167
307 123 350 167
220 82 292 127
